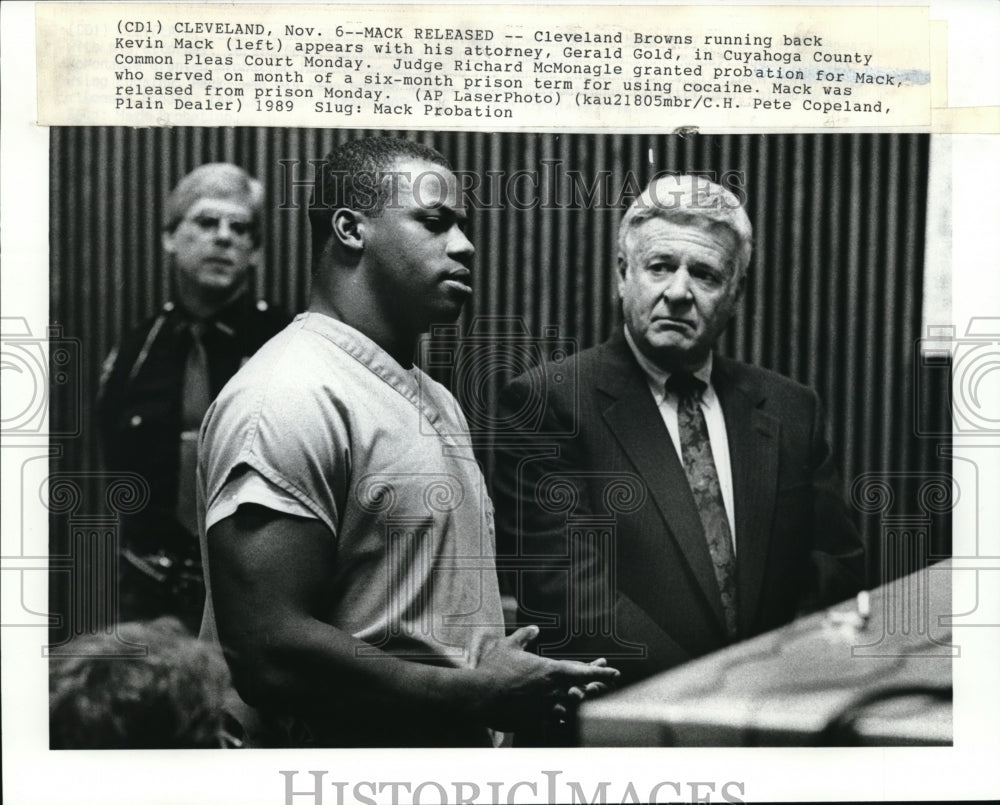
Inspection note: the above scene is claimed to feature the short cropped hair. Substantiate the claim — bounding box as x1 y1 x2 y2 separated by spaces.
308 137 452 262
618 174 753 279
163 163 264 245
49 617 234 749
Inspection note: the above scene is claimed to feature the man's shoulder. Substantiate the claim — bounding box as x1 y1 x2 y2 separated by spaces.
714 355 818 405
119 302 177 341
237 298 291 335
224 318 323 387
507 337 621 388
214 297 290 354
206 325 349 450
113 296 287 350
103 304 180 373
221 316 399 410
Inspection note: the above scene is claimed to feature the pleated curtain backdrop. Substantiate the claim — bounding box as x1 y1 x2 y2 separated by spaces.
49 128 949 596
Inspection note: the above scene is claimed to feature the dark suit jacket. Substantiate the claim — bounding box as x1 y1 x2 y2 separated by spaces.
492 333 865 690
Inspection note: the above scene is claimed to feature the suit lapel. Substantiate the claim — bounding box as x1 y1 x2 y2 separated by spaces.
713 357 779 634
596 336 727 629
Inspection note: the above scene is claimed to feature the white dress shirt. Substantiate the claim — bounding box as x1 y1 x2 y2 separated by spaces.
623 326 737 551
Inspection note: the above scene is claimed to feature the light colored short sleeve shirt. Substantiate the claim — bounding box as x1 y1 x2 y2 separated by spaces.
197 313 505 669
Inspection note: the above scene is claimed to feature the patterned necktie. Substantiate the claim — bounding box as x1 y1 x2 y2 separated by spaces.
665 372 738 639
177 323 211 535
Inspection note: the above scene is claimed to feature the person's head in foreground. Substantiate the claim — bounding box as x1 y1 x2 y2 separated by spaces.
49 617 237 749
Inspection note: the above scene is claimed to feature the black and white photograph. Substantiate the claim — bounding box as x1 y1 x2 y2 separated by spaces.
45 127 951 748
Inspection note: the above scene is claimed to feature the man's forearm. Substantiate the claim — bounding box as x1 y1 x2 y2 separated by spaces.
220 611 482 722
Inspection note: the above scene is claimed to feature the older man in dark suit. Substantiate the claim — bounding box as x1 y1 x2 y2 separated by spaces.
493 174 865 716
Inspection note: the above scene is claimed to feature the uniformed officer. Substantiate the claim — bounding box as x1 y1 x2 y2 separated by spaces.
97 163 289 631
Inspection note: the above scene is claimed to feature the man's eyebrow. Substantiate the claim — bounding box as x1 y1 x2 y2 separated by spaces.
422 202 468 224
191 210 252 221
193 212 251 221
645 250 680 262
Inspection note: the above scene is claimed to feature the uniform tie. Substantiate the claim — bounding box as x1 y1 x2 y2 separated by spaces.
177 323 211 536
181 323 211 430
665 372 738 638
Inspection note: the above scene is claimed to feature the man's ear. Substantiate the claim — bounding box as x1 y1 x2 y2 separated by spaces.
161 229 176 256
616 254 628 295
734 270 747 301
248 242 262 269
331 208 364 251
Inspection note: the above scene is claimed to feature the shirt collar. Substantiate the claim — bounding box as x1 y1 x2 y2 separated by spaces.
622 324 713 400
301 311 421 393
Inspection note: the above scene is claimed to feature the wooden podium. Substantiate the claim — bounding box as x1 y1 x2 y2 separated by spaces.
579 561 953 746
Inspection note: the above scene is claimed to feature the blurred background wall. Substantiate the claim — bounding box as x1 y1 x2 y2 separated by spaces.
48 128 951 637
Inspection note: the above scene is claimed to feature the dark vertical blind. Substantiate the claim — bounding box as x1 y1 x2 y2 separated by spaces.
49 129 949 591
